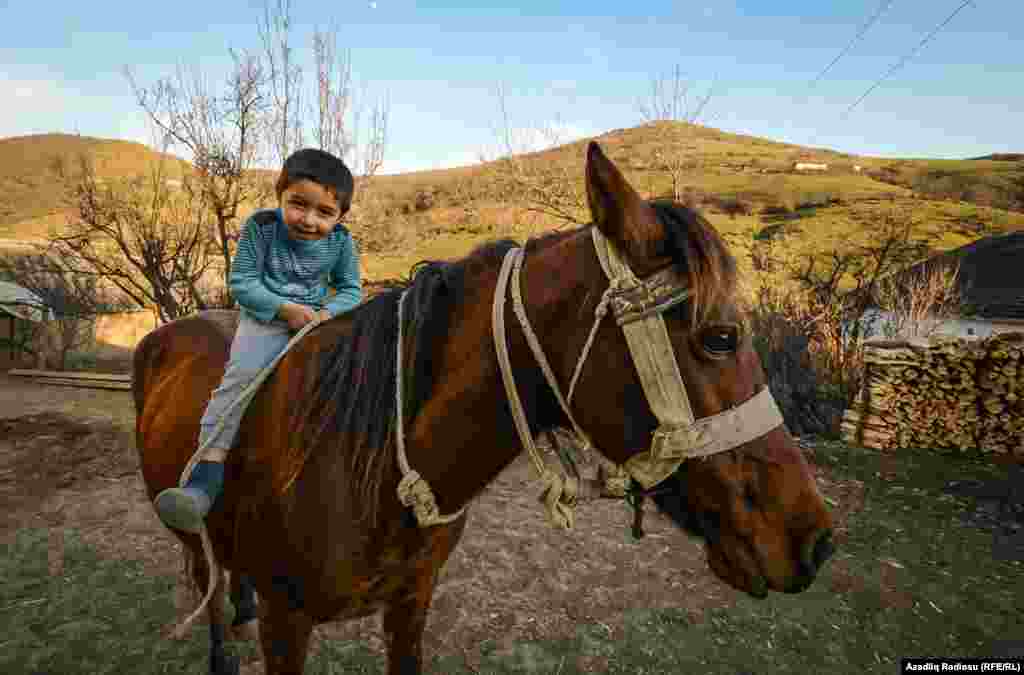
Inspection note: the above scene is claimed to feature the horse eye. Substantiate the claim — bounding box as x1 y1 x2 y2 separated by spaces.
701 325 738 356
743 485 757 510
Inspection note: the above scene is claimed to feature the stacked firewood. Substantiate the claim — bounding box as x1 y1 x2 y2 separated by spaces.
841 331 1024 456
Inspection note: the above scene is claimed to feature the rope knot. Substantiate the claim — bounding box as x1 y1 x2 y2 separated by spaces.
395 470 444 527
537 469 579 530
599 463 631 498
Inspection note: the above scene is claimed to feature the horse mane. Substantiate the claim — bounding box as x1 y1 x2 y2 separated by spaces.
298 239 519 527
651 199 739 327
297 200 735 527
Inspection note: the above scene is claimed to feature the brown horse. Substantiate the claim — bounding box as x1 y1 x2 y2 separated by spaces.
134 142 834 675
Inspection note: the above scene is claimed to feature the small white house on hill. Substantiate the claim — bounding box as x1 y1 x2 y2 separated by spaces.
794 162 829 172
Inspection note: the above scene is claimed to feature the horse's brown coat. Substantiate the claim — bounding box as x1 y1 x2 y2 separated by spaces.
134 143 833 675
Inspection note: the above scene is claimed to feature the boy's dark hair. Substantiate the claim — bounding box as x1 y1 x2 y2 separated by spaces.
276 148 355 215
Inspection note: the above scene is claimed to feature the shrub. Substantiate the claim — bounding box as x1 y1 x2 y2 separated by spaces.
706 195 751 219
749 302 846 437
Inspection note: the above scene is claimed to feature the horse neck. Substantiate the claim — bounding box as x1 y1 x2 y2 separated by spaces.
403 253 571 516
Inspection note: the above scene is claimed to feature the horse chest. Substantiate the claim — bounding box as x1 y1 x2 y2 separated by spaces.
320 575 410 621
316 546 428 621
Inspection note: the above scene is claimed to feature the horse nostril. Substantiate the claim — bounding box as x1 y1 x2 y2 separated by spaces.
812 530 835 569
800 529 835 577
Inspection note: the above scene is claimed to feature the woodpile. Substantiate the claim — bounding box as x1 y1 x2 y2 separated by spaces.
841 332 1024 457
8 369 132 391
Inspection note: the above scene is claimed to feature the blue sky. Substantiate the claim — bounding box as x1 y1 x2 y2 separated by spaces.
3 0 1021 174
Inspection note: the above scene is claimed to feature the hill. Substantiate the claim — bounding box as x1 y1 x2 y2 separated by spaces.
970 153 1024 162
3 124 1023 288
863 157 1024 213
0 134 191 239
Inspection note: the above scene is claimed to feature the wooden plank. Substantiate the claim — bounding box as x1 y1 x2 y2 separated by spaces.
9 369 132 382
22 377 132 391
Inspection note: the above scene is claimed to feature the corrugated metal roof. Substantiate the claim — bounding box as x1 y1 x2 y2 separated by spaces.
0 281 50 322
882 231 1024 321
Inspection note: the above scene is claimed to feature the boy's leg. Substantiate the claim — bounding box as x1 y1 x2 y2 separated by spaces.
154 315 293 533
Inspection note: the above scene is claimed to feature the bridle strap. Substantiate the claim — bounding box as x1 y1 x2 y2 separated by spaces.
494 247 584 529
589 227 699 434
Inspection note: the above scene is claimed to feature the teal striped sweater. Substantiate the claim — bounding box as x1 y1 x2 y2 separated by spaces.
229 208 363 323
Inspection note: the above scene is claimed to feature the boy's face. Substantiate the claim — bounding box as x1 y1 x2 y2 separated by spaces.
280 179 344 242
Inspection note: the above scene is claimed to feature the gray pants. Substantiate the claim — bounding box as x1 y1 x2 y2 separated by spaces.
198 313 293 450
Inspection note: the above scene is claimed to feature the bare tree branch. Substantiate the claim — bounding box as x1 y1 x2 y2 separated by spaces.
47 155 219 323
484 83 589 228
260 0 304 165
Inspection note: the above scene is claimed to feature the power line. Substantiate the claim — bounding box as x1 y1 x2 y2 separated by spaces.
840 0 977 120
809 0 896 90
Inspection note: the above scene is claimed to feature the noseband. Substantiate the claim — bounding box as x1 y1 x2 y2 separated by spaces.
395 226 785 530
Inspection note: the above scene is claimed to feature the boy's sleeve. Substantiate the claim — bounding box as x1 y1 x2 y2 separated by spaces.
229 216 291 322
324 230 363 317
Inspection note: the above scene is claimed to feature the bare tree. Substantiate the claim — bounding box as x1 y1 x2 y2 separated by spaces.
311 25 352 162
0 250 121 370
872 261 963 339
47 156 219 323
638 66 718 202
257 1 390 252
484 82 589 228
259 0 304 165
259 1 389 179
126 49 269 294
638 64 716 124
777 210 931 400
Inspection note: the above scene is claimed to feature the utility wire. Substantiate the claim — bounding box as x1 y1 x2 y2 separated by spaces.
809 0 896 90
840 0 977 119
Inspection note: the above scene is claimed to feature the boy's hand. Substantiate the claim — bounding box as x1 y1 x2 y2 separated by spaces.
278 303 317 331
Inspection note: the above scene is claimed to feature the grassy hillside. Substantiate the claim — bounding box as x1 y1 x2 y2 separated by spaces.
863 157 1024 213
0 134 190 238
2 125 1023 290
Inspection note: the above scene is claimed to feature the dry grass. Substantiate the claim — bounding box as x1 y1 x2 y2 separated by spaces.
2 124 1023 289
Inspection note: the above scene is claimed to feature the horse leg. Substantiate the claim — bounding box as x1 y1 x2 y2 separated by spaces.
227 573 259 642
187 542 240 675
382 577 440 675
258 598 315 675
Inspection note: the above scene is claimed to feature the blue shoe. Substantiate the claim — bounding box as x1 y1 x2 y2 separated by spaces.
154 461 224 533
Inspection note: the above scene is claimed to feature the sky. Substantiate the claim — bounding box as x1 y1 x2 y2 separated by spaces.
3 0 1022 175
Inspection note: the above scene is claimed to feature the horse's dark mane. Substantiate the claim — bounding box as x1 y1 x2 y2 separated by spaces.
299 238 519 526
299 200 736 526
651 199 739 327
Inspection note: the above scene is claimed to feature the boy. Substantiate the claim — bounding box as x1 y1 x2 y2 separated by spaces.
154 148 363 534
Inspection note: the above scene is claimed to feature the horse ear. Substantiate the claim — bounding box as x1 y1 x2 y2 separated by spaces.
585 141 662 262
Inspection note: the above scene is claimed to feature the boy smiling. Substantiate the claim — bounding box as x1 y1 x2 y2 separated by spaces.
154 148 363 533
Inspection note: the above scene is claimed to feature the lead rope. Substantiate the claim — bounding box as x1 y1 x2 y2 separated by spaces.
512 244 634 502
496 247 637 529
494 250 577 529
168 315 326 640
395 288 468 526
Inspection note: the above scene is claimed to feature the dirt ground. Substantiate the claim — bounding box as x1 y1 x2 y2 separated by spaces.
0 373 866 673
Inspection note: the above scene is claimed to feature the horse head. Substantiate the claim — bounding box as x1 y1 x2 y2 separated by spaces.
520 142 834 597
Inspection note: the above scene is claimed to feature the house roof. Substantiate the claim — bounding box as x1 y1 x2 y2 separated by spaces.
0 281 50 322
877 231 1024 321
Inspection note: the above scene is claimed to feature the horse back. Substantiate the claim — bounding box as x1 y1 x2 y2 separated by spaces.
133 310 240 499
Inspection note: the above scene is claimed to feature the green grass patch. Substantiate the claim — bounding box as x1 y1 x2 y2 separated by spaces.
4 441 1021 674
1 528 222 674
425 443 1023 674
